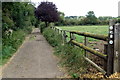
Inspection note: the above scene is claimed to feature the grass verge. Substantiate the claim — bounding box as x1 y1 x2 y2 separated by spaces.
43 27 87 78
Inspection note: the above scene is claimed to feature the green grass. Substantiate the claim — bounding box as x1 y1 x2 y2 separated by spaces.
43 27 86 77
1 27 33 66
59 25 108 35
58 25 109 43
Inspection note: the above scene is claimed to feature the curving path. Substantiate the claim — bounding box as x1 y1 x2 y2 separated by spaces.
2 28 65 78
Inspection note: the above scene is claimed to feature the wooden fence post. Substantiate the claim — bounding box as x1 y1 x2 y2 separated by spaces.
61 30 65 45
57 29 59 34
63 31 67 43
60 30 62 34
114 23 120 72
55 27 57 32
84 36 88 57
104 44 108 72
70 32 74 40
107 20 115 76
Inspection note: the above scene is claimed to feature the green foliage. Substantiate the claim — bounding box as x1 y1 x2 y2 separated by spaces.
2 2 37 65
39 22 46 33
43 27 86 76
2 30 26 65
55 12 65 26
2 2 37 31
55 11 116 26
117 18 120 23
72 73 79 78
43 27 62 47
85 11 98 25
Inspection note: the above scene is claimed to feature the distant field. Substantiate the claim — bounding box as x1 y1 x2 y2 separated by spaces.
57 25 109 42
59 25 108 35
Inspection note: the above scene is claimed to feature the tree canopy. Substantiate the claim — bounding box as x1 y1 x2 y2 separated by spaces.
85 11 98 25
35 1 59 27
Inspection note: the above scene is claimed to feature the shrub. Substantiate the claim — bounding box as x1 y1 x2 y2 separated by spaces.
39 22 46 33
43 27 62 47
2 30 27 65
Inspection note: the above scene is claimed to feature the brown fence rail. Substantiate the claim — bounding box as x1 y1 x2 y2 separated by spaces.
70 31 108 41
51 20 120 76
70 40 107 60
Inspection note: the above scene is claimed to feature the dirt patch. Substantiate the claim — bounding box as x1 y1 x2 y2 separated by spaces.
85 40 107 74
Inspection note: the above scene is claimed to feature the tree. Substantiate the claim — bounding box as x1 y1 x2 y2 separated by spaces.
35 1 59 27
2 2 37 37
85 11 98 25
55 11 65 26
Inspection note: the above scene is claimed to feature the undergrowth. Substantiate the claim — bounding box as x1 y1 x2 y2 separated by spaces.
1 27 33 65
43 27 87 78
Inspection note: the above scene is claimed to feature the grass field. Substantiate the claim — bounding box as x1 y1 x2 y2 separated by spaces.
57 25 109 43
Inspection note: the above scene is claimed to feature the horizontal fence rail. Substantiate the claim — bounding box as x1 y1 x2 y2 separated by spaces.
69 31 108 41
51 21 120 76
54 27 108 41
71 40 107 60
52 26 108 75
83 56 106 75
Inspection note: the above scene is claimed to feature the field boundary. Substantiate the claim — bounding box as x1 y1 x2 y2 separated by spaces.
51 20 120 76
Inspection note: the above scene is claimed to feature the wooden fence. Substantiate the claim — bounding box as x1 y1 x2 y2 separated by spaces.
51 20 120 76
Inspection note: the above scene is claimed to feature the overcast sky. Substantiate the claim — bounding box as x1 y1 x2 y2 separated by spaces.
31 0 119 17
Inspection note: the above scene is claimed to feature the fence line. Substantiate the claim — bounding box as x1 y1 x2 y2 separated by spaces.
51 21 120 76
70 31 108 41
70 40 107 60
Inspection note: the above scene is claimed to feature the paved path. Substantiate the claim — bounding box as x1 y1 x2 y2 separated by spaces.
2 28 64 78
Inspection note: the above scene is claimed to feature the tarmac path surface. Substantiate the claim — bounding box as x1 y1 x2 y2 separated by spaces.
2 28 65 78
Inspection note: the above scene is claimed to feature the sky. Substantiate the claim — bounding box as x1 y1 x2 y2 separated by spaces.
31 0 120 17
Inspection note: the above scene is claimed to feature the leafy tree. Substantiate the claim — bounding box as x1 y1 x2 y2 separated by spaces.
35 1 59 27
98 16 113 25
2 2 38 62
55 11 65 26
85 11 98 25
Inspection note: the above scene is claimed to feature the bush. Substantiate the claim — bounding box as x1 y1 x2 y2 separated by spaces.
39 22 46 33
1 2 37 65
43 27 62 47
2 30 27 65
43 27 87 77
23 26 33 34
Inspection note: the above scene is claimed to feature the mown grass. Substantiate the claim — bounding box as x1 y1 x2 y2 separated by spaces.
58 25 108 43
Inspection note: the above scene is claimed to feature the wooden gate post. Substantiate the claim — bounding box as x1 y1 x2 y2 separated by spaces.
114 23 120 72
107 20 115 76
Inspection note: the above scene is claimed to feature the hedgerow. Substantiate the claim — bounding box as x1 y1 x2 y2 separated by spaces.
1 2 37 65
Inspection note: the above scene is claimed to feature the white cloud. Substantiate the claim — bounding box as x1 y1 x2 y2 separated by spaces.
31 0 119 17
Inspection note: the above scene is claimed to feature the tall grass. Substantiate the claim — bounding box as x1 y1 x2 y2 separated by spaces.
1 27 33 65
43 27 87 77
